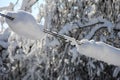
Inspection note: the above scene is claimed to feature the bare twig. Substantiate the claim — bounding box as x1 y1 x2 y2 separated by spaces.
0 13 14 21
43 29 66 40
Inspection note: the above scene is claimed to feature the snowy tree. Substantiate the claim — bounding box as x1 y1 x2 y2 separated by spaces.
0 0 120 80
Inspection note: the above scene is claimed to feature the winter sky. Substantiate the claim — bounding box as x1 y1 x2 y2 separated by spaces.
0 0 44 30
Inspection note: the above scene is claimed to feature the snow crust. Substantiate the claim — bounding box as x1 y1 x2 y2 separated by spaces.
64 35 120 66
5 10 46 40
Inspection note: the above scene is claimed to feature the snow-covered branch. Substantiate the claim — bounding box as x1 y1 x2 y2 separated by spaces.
20 0 38 12
59 17 113 37
65 35 120 66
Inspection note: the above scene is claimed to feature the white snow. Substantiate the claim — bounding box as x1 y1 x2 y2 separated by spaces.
64 35 120 66
5 10 46 40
